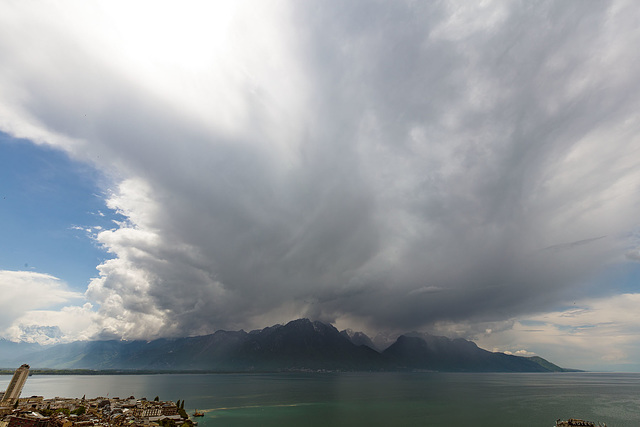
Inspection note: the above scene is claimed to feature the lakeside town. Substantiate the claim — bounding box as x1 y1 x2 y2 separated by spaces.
0 365 197 427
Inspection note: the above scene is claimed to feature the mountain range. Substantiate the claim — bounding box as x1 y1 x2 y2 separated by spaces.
0 319 576 372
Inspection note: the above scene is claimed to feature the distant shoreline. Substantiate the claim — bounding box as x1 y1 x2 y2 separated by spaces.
0 368 584 376
0 369 280 375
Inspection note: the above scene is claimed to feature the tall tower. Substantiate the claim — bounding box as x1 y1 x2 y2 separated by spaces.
1 364 30 406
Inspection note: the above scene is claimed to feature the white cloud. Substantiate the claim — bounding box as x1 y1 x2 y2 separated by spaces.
0 271 91 343
5 303 99 344
468 293 640 370
503 350 536 357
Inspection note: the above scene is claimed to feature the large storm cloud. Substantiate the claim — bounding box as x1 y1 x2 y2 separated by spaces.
1 0 639 340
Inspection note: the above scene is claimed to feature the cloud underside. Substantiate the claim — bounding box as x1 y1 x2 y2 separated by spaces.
1 1 640 344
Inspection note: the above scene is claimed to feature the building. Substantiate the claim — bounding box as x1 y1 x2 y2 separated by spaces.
132 406 162 418
1 365 30 406
6 415 50 427
161 403 178 416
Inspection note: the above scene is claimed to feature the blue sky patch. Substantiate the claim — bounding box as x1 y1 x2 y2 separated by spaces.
0 132 121 290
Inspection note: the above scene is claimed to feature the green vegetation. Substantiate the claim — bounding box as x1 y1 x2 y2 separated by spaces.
527 356 583 372
71 406 85 415
157 419 193 427
39 407 71 417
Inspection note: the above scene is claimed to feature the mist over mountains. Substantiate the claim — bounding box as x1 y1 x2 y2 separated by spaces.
0 319 574 372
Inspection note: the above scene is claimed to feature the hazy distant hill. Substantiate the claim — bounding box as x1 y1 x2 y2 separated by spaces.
340 329 378 351
382 335 547 372
0 339 41 367
526 355 581 372
1 319 575 372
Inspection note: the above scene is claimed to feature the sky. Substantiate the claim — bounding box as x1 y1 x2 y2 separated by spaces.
1 0 640 371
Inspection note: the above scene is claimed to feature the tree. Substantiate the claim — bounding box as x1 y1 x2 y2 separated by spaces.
71 406 86 416
178 407 188 419
154 396 160 402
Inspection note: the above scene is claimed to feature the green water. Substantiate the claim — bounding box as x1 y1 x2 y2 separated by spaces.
4 372 639 426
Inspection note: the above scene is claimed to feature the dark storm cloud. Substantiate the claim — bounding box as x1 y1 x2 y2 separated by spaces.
277 0 640 331
1 0 639 339
542 236 607 252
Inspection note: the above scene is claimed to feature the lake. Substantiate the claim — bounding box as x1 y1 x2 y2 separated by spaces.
2 372 638 426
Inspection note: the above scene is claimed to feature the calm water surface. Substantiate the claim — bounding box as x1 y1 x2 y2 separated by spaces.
1 372 638 426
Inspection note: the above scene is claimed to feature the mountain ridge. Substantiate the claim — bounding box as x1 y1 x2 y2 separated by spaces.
0 319 578 372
